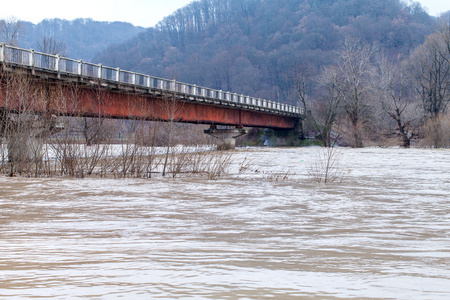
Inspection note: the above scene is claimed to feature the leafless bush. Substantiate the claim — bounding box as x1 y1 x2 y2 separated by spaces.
138 123 162 178
109 120 140 178
156 145 232 180
159 90 185 177
106 119 161 178
166 149 191 178
238 156 255 174
420 114 450 148
309 146 344 184
115 141 140 178
201 151 233 180
0 71 53 176
235 156 294 182
51 133 82 177
81 143 111 176
0 137 6 172
262 169 295 182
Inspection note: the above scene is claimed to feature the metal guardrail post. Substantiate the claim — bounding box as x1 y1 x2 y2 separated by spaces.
55 54 60 72
29 49 34 68
0 43 4 62
98 64 102 79
78 59 83 75
116 68 120 82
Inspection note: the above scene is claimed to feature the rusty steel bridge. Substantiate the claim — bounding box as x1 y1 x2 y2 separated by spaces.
0 44 303 130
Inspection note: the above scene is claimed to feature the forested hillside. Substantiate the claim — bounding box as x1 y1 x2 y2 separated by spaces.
94 0 434 104
18 18 145 61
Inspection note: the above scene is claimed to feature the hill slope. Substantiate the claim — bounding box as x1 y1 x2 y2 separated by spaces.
18 18 145 61
94 0 433 103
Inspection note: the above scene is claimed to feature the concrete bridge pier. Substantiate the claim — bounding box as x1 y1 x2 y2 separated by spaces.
205 126 248 150
263 119 304 146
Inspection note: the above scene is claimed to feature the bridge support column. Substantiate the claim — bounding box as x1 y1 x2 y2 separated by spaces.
263 119 304 146
205 126 248 150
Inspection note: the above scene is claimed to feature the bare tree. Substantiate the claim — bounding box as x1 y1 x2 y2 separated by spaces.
0 17 23 46
438 14 450 65
309 145 343 184
332 37 376 147
294 63 315 115
161 90 184 177
80 117 105 146
37 36 66 56
376 57 420 147
1 71 49 176
410 26 450 118
314 67 344 147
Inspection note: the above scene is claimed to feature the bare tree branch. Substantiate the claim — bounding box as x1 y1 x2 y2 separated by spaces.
0 17 23 46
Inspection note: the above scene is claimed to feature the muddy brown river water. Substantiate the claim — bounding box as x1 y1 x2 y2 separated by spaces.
1 147 449 299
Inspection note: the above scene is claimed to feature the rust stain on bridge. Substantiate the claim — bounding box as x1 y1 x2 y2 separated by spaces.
76 89 297 129
0 81 297 129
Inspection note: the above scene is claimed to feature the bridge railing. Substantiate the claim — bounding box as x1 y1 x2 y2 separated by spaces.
0 44 303 116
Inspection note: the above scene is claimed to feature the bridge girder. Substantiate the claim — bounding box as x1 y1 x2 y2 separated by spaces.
0 75 299 129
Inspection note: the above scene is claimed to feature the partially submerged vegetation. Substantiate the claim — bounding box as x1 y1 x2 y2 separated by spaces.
0 108 235 179
0 125 233 179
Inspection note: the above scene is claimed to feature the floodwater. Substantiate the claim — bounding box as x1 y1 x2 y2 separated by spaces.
0 147 449 299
